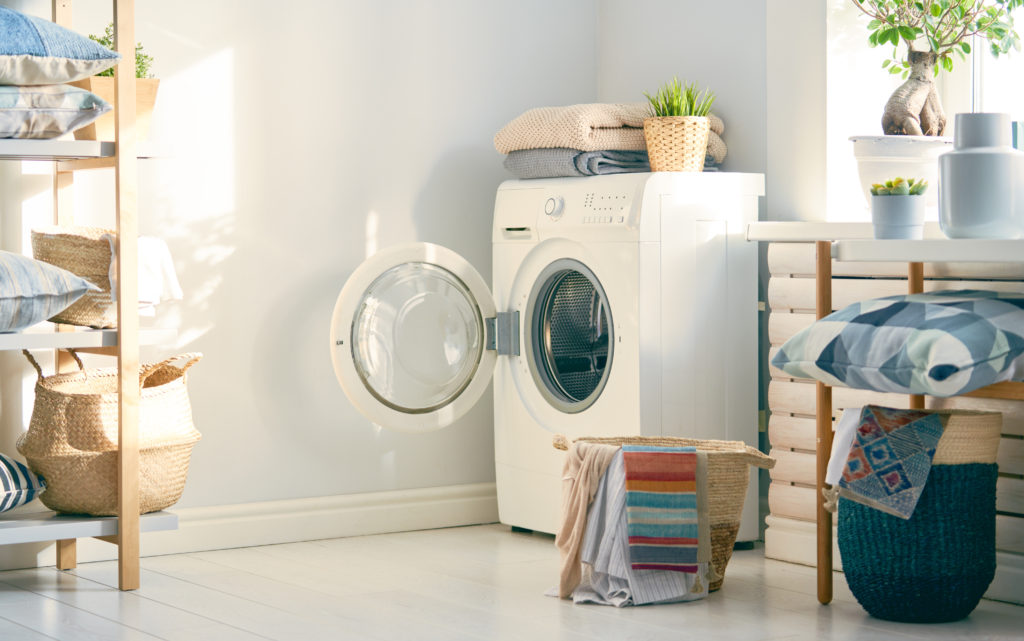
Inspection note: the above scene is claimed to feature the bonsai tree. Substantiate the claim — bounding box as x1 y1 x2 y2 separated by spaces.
852 0 1023 136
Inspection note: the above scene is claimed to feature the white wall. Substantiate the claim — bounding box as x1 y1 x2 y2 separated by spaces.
0 0 597 511
1 0 776 535
596 0 767 182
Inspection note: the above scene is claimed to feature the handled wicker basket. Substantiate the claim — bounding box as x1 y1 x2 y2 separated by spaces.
554 434 774 591
32 225 117 328
17 350 202 516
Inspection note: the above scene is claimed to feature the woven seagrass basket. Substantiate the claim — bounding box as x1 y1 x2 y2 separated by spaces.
17 350 202 516
836 409 1001 623
642 116 710 172
32 226 117 328
554 435 774 591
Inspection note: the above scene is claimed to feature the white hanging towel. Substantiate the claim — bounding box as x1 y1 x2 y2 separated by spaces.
102 234 184 314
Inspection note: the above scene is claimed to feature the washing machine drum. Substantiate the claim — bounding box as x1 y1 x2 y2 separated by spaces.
526 259 613 414
331 243 614 433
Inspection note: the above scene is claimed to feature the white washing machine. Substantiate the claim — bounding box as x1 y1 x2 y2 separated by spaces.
331 172 764 540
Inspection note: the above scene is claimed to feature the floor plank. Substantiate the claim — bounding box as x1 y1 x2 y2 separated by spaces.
0 524 1019 641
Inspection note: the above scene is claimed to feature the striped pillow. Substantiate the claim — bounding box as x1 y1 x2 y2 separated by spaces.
0 250 94 332
0 452 45 512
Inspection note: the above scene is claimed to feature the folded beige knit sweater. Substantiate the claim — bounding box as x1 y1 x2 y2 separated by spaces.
494 102 727 163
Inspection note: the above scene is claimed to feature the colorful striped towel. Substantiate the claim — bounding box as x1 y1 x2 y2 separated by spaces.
622 445 699 573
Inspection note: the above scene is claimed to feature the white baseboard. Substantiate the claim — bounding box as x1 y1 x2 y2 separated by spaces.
0 482 499 572
764 514 1024 605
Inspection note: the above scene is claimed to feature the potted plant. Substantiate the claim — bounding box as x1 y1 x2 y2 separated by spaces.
849 1 1023 212
870 176 929 238
853 0 1022 137
642 77 715 172
70 23 158 141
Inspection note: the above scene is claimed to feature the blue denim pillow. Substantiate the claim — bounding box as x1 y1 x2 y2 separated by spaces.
772 290 1024 397
0 452 45 512
0 6 120 85
0 250 95 332
0 84 111 138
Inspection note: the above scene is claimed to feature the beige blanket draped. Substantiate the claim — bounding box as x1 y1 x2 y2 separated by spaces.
555 440 619 598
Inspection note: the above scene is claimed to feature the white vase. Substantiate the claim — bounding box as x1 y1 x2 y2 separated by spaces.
851 135 951 216
938 113 1024 239
871 194 926 239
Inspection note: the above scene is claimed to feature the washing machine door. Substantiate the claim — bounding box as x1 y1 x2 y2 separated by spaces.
330 242 498 433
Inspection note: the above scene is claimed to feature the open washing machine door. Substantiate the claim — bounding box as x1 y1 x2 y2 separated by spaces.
330 242 511 432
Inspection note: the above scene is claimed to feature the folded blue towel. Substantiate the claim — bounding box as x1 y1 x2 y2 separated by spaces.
503 148 648 179
504 148 719 179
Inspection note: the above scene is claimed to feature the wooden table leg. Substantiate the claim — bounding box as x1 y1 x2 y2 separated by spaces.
815 241 833 605
908 262 925 410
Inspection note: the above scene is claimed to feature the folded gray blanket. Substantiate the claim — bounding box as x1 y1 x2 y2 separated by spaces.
503 148 648 179
503 148 717 179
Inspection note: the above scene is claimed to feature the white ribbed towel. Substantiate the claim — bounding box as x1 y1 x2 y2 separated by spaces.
495 102 726 162
102 234 183 310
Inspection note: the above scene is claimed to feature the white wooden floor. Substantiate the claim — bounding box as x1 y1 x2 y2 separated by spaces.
0 524 1021 640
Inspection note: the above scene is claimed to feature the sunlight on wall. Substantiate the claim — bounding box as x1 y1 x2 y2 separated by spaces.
148 48 236 349
826 0 903 221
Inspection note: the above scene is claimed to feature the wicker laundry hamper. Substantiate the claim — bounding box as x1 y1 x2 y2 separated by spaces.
554 435 774 591
17 350 202 516
32 225 117 328
642 116 710 172
836 409 1001 623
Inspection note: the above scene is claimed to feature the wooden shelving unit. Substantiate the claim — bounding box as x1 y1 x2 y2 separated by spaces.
748 221 1024 605
0 0 165 591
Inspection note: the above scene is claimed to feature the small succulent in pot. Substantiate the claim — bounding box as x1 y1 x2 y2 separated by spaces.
870 177 928 239
871 177 929 196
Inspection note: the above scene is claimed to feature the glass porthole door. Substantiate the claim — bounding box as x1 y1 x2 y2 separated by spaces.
331 243 497 433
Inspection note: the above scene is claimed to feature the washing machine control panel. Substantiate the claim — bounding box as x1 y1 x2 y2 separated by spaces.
541 190 635 233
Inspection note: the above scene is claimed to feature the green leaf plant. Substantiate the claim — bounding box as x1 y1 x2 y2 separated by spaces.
870 177 929 195
88 23 154 78
853 0 1023 135
856 0 1022 78
643 77 715 118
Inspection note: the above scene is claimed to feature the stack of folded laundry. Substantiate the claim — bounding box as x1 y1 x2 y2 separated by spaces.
494 102 727 179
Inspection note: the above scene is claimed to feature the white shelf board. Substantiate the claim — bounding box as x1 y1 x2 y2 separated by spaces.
0 325 176 351
746 221 946 242
833 238 1024 263
0 139 114 161
0 511 176 546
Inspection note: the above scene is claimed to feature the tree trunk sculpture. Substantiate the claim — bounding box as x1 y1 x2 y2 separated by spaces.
881 50 946 136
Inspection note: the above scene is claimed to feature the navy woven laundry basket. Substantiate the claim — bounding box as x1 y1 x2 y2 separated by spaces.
835 407 1002 623
838 463 998 623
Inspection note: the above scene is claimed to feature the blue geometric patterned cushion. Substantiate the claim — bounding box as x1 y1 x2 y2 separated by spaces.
772 290 1024 397
0 6 120 85
0 451 45 512
0 250 95 332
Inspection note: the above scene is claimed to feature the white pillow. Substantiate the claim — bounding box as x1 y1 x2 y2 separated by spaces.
0 84 111 139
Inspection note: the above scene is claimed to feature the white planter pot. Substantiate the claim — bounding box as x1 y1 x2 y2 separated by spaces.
871 194 926 239
851 135 951 216
938 112 1024 239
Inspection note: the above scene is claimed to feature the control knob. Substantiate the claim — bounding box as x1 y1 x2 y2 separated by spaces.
544 196 564 219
